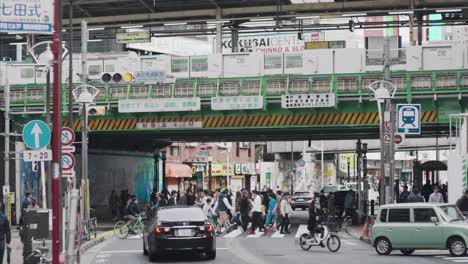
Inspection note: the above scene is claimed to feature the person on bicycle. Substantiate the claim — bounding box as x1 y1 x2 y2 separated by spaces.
456 189 468 213
125 196 141 221
308 192 325 247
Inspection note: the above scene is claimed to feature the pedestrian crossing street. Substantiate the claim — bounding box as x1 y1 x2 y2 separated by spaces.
125 224 358 246
219 224 358 245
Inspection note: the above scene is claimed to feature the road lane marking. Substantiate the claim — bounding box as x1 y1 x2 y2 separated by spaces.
271 230 285 238
295 224 308 238
224 228 243 238
99 250 142 254
247 229 264 238
444 257 468 260
452 261 468 263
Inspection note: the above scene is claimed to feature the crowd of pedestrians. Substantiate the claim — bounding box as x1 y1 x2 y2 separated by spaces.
143 187 295 235
396 181 448 204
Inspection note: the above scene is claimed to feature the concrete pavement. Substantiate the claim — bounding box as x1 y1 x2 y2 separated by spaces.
81 224 457 264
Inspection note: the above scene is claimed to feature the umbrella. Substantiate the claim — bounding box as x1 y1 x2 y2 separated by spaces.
6 246 11 264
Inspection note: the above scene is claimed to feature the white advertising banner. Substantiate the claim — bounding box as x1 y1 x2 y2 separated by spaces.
118 98 201 113
213 31 324 54
211 96 263 111
0 0 53 34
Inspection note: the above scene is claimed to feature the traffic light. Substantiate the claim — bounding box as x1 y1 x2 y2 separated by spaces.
87 106 106 116
101 72 133 84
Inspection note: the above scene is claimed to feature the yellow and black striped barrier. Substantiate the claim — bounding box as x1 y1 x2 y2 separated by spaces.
62 111 438 131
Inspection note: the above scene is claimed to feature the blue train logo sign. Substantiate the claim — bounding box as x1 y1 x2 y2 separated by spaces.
397 104 421 135
22 120 51 150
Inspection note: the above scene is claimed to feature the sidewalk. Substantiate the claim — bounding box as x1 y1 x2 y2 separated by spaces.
4 222 117 263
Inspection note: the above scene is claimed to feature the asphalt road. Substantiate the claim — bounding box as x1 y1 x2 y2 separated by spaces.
81 211 463 264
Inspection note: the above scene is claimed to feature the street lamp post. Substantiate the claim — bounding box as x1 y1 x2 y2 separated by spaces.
356 140 362 211
226 145 231 191
362 143 368 215
208 160 213 193
161 151 167 193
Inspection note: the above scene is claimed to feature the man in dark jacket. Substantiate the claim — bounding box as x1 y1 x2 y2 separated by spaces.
0 210 11 263
407 187 425 203
399 186 410 203
239 191 251 232
457 189 468 212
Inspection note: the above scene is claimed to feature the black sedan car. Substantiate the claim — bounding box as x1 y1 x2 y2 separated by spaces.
143 206 216 262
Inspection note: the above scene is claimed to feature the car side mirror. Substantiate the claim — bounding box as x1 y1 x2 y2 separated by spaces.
431 217 438 224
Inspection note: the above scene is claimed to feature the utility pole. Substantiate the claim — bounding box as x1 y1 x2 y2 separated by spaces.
4 79 10 219
81 20 90 221
52 0 62 262
382 38 396 204
290 141 294 195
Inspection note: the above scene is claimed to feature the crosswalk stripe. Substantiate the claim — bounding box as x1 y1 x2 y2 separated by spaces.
247 229 264 238
444 257 468 260
271 230 285 238
295 224 309 238
223 228 243 238
127 235 141 240
452 260 468 263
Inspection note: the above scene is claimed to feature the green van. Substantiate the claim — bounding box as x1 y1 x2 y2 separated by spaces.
372 203 468 257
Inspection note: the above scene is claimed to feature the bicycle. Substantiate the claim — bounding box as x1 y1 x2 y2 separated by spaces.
25 239 52 264
298 216 341 253
83 217 97 241
114 214 145 239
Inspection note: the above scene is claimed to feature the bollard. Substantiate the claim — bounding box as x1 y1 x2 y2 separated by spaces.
371 200 375 216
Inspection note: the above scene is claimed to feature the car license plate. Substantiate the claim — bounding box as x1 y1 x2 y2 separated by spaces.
176 229 193 237
297 198 304 202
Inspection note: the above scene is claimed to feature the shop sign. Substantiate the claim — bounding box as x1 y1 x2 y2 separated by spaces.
210 163 234 176
0 0 54 34
235 164 242 175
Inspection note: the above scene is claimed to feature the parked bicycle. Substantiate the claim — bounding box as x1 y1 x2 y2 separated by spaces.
298 216 342 252
114 214 145 239
25 239 52 264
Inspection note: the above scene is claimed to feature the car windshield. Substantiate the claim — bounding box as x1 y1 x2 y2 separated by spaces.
158 207 207 222
439 205 465 222
294 192 310 196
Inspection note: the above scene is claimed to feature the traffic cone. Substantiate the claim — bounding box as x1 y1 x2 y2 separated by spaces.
360 216 371 242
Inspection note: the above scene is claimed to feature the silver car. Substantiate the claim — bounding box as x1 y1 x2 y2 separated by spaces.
291 192 313 210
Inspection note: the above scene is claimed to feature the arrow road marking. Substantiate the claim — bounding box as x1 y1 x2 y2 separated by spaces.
31 123 43 148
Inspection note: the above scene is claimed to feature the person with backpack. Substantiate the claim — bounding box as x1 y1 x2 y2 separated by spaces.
399 185 410 203
216 190 233 234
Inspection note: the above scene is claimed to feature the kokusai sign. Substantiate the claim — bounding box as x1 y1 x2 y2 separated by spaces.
118 98 201 113
211 96 263 111
0 0 54 34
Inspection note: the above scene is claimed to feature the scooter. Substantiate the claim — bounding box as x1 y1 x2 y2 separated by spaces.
298 224 341 252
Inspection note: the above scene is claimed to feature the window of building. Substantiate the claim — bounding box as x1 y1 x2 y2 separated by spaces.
380 209 387 222
191 57 208 72
264 55 282 70
388 209 410 223
285 55 303 69
104 64 115 72
88 65 101 75
414 208 437 222
171 58 188 73
21 68 33 78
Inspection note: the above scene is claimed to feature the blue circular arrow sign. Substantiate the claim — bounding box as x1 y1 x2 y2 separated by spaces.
22 120 51 150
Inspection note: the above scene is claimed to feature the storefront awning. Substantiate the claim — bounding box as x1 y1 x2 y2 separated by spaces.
166 163 192 178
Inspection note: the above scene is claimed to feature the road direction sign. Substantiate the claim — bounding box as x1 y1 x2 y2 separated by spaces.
22 120 51 150
23 150 52 162
61 127 75 146
61 153 75 171
397 104 421 135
